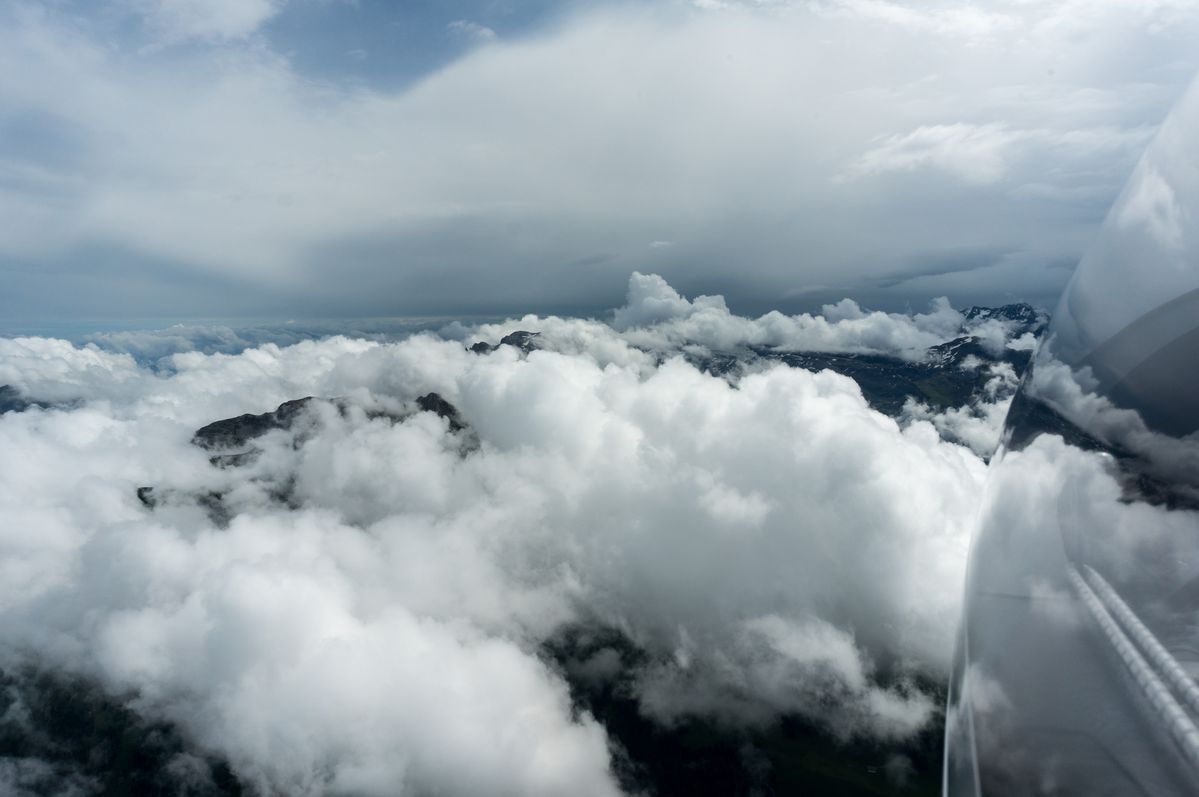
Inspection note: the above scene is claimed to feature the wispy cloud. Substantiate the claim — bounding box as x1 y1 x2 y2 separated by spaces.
447 19 497 43
843 123 1154 185
129 0 287 43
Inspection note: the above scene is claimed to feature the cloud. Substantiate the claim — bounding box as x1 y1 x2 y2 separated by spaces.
813 0 1018 40
637 614 937 740
80 318 450 367
0 757 96 797
0 337 142 405
0 382 621 795
845 124 1033 185
603 272 967 359
611 272 698 330
0 278 997 791
902 361 1020 457
1 1 1196 319
447 19 498 43
845 123 1153 186
130 0 286 43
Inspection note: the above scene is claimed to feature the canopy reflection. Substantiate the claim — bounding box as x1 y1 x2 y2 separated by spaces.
945 74 1199 797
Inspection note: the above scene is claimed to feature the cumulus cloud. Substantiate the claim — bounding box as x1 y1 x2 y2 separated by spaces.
0 337 142 405
534 272 970 361
0 279 999 792
0 363 621 795
81 319 451 367
41 272 1040 374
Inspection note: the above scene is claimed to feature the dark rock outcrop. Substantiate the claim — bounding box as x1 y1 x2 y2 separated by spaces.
136 485 232 526
138 393 471 523
192 397 320 450
762 350 991 416
191 393 465 452
499 330 542 352
0 385 37 414
963 302 1049 335
468 330 542 355
684 302 1050 418
416 392 466 432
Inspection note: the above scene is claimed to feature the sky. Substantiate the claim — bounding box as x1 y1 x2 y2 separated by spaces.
2 0 1199 326
3 8 1198 789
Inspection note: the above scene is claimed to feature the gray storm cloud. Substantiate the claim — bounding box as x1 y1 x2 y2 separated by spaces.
0 275 1022 794
1 0 1197 319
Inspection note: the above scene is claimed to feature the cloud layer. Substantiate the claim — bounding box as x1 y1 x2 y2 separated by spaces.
1 0 1196 320
0 276 1002 793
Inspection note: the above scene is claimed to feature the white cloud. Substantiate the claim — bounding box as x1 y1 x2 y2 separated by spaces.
0 337 143 404
130 0 286 43
638 613 936 739
902 362 1019 458
611 272 698 330
602 272 967 359
815 0 1018 40
0 282 997 789
845 123 1152 186
447 19 498 43
845 123 1033 185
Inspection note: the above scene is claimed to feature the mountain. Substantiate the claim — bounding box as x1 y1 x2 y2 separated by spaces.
0 385 38 414
714 303 1044 417
469 330 543 355
962 302 1048 330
